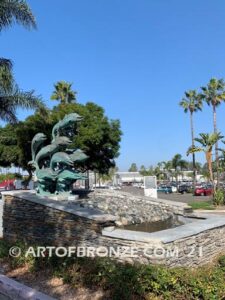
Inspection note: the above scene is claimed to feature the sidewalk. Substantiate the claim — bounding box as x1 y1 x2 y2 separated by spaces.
0 274 56 300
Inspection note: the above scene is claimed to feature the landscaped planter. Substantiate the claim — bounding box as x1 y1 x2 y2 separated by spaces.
2 190 225 267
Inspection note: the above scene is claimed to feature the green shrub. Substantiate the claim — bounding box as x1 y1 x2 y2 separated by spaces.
1 239 225 299
0 239 10 258
218 255 225 269
213 189 225 206
0 173 22 182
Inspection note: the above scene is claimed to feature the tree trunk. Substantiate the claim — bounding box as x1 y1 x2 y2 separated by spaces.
94 172 97 187
213 104 219 187
190 111 197 192
206 151 213 185
85 170 89 190
23 169 33 189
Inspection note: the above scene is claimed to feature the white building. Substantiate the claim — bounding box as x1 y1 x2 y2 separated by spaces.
113 172 143 185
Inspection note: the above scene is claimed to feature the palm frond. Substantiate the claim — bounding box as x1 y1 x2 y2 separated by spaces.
0 85 46 123
179 90 202 113
194 132 224 150
0 0 36 31
0 58 14 91
187 146 203 156
0 58 12 70
51 81 77 103
0 96 17 122
201 78 225 106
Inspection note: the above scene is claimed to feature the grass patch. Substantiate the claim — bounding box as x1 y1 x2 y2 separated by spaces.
189 200 215 210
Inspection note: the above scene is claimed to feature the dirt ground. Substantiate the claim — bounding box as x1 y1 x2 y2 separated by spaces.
0 262 107 300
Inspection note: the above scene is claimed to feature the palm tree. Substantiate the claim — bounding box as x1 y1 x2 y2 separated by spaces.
200 78 225 185
217 141 225 175
163 160 172 180
179 90 202 188
0 84 45 123
0 0 36 31
187 132 224 185
0 0 36 72
179 159 189 181
139 165 146 176
0 0 43 123
51 81 77 104
0 0 35 114
171 154 185 171
171 154 183 183
0 59 13 92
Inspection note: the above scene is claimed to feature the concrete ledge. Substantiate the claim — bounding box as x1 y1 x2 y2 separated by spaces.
0 274 55 300
2 191 118 223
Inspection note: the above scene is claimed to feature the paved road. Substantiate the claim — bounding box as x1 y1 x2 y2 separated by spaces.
121 186 212 204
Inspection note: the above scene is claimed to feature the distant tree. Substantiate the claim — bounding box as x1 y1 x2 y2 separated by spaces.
187 132 224 185
129 163 138 172
15 111 52 182
171 154 188 182
179 90 202 188
147 166 155 176
0 102 122 179
217 141 225 175
195 162 202 173
200 78 225 185
139 165 146 175
171 154 182 171
187 161 202 173
51 103 122 174
161 161 172 180
179 160 188 171
154 166 163 180
98 167 118 183
0 124 19 167
51 81 77 104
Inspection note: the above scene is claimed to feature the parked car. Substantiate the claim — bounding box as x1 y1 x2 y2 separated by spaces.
0 179 15 190
171 185 177 193
178 184 191 194
194 185 213 196
157 185 172 194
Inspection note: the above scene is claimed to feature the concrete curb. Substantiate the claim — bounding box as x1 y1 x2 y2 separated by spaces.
0 274 56 300
196 209 225 213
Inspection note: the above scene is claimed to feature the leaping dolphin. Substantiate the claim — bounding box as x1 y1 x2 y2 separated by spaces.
52 113 83 141
28 133 47 167
35 136 72 169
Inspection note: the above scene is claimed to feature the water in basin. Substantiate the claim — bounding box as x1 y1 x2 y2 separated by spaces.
123 216 184 233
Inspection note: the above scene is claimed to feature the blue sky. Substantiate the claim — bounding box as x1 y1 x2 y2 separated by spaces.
1 0 225 170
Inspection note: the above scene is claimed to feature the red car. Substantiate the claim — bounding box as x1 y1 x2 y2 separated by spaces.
194 185 213 196
0 179 15 190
